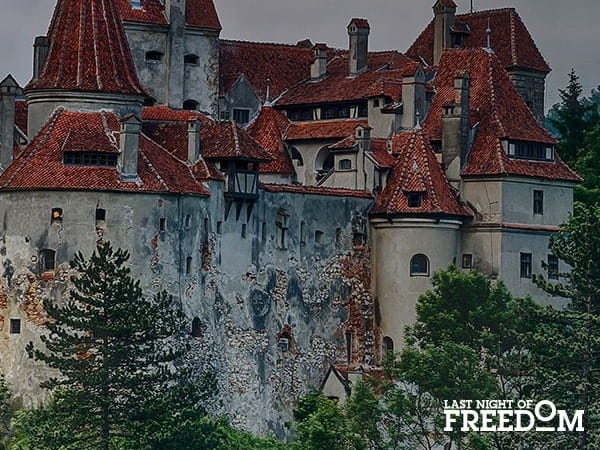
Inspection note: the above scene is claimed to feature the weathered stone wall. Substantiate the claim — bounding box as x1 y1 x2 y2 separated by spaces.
0 184 374 436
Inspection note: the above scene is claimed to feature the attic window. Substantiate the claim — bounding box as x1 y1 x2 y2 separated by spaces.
508 141 554 161
184 54 199 65
339 159 352 170
407 192 423 208
233 109 250 125
183 100 199 111
63 152 118 167
51 208 63 224
145 51 164 62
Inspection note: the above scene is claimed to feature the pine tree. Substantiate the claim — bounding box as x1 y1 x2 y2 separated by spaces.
548 69 596 164
533 203 600 449
26 242 214 449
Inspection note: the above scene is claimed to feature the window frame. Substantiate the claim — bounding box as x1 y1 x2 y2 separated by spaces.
233 108 251 125
410 254 430 277
407 192 424 208
533 190 544 215
520 252 533 279
548 254 559 280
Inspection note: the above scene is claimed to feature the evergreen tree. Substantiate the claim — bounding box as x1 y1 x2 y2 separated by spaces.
548 69 596 164
575 123 600 206
26 242 214 449
533 203 600 449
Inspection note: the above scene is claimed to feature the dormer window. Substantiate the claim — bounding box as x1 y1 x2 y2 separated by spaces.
184 54 199 65
183 100 199 111
507 141 554 161
63 152 118 167
145 51 164 63
407 192 423 208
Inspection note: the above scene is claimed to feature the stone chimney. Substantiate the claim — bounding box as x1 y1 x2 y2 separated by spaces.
401 65 426 129
355 124 371 152
0 75 18 172
119 114 142 181
348 19 370 76
187 119 201 164
32 36 49 80
311 44 328 80
433 0 457 65
442 71 470 185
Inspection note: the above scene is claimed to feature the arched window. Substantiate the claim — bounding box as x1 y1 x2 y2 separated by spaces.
184 54 199 65
183 100 199 111
145 51 163 62
315 146 334 181
39 249 56 274
339 159 352 170
410 254 430 277
191 317 202 338
382 336 394 355
289 147 304 167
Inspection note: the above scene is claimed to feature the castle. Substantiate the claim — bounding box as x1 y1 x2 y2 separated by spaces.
0 0 580 435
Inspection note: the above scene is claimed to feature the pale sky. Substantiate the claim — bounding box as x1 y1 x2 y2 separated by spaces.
1 0 598 109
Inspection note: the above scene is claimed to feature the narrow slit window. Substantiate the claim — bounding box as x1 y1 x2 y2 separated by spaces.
300 221 306 246
191 317 202 338
159 218 166 232
262 222 267 243
186 256 193 276
533 190 544 215
216 221 223 235
241 224 247 239
185 214 192 229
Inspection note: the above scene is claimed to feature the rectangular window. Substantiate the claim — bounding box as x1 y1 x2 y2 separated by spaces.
407 193 423 208
548 254 559 280
300 221 306 246
9 319 20 334
336 228 343 246
220 111 230 120
186 257 192 276
315 230 324 244
462 254 473 269
241 224 247 239
520 253 532 279
216 221 223 235
510 141 553 161
262 222 267 243
159 218 166 232
233 109 250 124
533 190 544 215
63 152 118 167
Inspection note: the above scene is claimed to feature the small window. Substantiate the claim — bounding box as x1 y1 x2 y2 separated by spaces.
10 319 20 335
233 109 250 125
410 254 429 277
300 222 306 246
315 230 324 245
533 190 544 215
216 221 223 235
191 317 202 338
345 330 353 364
185 214 192 229
241 224 247 239
548 254 559 280
262 222 267 243
183 100 199 111
95 208 106 222
51 208 63 224
278 337 290 353
335 228 343 246
373 99 380 108
184 54 199 65
39 249 56 274
407 193 423 208
339 159 352 170
520 253 532 279
276 210 289 249
204 218 209 233
462 254 473 269
145 51 163 62
159 218 166 232
186 256 193 275
382 336 394 355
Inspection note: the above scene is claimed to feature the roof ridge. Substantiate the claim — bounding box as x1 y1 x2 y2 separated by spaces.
457 7 516 17
509 8 518 67
138 144 168 191
220 39 313 49
230 121 241 155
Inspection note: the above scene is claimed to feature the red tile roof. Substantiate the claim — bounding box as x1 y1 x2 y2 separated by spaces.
261 183 373 199
116 0 167 25
142 106 211 123
27 0 146 96
246 107 295 175
371 128 471 217
407 8 550 73
219 40 325 101
116 0 221 30
201 121 273 161
423 48 579 182
186 0 222 30
349 18 370 29
278 52 418 106
14 100 27 133
0 109 209 195
285 120 368 141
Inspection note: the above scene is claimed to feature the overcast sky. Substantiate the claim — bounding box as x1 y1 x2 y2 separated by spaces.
1 0 598 109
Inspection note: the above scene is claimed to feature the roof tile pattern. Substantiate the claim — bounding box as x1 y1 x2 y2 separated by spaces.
116 0 167 25
278 52 418 106
424 48 579 182
0 110 208 195
261 183 372 199
285 120 368 141
372 129 470 217
407 8 550 73
247 107 295 175
186 0 222 30
28 0 146 95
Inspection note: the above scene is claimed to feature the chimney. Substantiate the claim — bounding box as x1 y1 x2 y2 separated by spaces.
32 36 49 80
355 125 371 152
119 114 142 181
433 0 456 65
0 75 18 172
442 71 470 185
310 44 328 80
348 19 370 76
187 119 201 164
401 65 426 129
